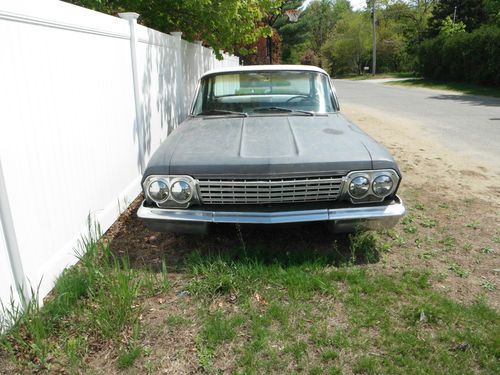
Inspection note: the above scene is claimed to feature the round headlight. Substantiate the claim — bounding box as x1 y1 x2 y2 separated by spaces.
372 175 393 197
349 176 370 198
170 180 193 203
147 179 169 203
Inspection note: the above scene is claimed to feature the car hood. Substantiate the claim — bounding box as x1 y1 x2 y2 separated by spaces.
144 114 399 179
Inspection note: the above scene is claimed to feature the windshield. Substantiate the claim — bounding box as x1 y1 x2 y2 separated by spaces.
192 70 337 116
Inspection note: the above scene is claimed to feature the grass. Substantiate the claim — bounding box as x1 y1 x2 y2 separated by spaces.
185 251 498 374
387 78 500 98
1 210 499 373
0 228 170 372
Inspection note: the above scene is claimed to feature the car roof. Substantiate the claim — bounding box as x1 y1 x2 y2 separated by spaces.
201 64 329 78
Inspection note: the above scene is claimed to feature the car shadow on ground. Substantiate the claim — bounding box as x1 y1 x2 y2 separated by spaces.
106 198 382 273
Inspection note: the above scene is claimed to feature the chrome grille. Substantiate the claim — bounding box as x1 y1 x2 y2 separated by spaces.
197 176 344 204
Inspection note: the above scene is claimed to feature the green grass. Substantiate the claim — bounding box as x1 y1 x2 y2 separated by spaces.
388 79 500 98
187 248 499 374
1 228 499 373
0 227 166 372
165 314 191 327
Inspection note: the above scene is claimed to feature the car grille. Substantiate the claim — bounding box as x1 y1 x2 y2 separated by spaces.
197 176 344 205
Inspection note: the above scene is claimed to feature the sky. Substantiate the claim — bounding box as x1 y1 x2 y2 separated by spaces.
302 0 367 11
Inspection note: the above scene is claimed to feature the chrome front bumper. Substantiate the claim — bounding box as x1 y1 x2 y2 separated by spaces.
137 196 406 233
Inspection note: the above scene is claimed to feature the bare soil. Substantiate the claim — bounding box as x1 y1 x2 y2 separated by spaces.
342 103 500 307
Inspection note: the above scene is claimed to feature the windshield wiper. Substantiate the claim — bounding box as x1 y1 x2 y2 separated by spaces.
253 107 314 116
198 109 248 117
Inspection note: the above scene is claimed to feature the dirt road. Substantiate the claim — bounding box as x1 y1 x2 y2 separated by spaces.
334 79 500 175
342 103 500 204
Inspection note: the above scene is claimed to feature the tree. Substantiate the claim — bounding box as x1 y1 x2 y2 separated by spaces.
277 0 351 64
65 0 282 58
273 1 309 63
322 11 372 75
428 0 489 36
300 48 321 65
306 0 337 55
375 9 410 71
384 1 436 43
484 0 500 25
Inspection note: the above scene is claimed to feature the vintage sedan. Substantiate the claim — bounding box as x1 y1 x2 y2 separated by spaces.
138 65 405 234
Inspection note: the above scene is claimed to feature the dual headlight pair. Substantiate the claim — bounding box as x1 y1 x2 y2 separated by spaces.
143 175 196 207
346 169 399 202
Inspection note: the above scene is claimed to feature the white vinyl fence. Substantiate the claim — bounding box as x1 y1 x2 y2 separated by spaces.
0 0 239 322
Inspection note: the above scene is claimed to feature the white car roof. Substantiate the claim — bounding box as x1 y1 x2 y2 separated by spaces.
201 64 329 78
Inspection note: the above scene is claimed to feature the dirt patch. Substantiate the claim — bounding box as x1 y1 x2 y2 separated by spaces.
0 352 15 375
342 103 499 308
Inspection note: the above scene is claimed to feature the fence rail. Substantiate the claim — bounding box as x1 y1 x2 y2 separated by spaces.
0 0 239 322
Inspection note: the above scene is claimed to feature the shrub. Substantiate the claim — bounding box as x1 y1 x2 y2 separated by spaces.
417 25 500 86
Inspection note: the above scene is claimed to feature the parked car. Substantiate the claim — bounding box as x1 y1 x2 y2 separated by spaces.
138 65 405 234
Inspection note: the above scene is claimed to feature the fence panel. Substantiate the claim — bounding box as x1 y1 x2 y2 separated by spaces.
0 0 238 312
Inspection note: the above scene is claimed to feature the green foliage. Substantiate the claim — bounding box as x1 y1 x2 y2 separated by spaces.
0 230 162 371
322 11 372 75
349 231 383 264
202 312 244 348
440 16 466 36
294 1 431 74
276 1 317 63
418 24 500 85
117 345 141 369
65 0 282 58
428 0 489 36
278 0 351 65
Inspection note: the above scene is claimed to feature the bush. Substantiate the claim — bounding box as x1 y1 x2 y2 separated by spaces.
418 25 500 86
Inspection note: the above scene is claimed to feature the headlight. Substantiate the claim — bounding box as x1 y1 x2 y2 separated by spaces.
170 179 193 203
345 169 399 203
143 175 197 206
147 179 169 203
349 176 370 198
372 175 393 197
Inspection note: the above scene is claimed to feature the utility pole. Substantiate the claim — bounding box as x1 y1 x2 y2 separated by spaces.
372 0 376 76
453 6 457 23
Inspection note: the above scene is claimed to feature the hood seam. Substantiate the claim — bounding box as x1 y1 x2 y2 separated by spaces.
361 141 374 169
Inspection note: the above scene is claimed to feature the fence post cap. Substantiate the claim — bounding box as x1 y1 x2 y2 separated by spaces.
118 12 140 21
170 31 183 39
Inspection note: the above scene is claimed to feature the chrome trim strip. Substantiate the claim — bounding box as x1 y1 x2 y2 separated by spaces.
138 196 406 225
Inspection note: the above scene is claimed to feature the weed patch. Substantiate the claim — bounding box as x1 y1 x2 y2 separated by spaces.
0 231 164 372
